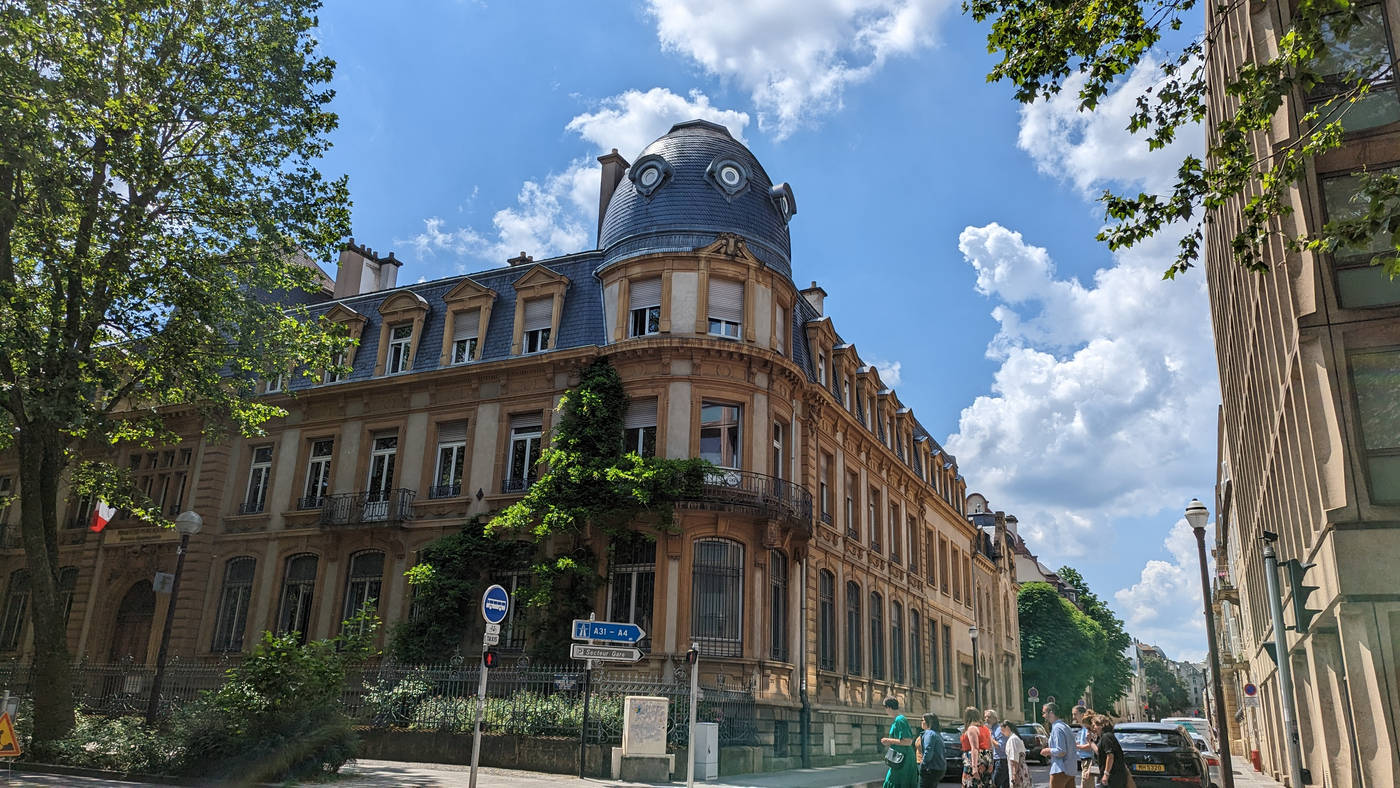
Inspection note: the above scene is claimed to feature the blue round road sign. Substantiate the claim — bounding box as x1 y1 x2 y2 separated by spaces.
482 584 510 624
1244 682 1257 697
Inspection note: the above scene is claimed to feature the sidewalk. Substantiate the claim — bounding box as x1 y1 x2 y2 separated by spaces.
336 759 888 788
1225 765 1283 787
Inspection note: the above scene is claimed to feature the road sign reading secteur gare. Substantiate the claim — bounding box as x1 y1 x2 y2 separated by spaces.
482 584 510 625
570 643 643 662
572 619 646 644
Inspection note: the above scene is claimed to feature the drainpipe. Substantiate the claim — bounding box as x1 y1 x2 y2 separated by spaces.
800 551 811 768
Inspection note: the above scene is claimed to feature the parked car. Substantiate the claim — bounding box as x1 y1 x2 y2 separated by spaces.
1162 716 1214 748
935 730 963 781
1190 735 1223 788
1114 722 1211 788
1015 722 1049 764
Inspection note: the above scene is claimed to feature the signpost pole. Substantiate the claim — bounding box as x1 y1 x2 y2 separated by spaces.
469 651 488 788
579 660 593 778
687 642 699 788
471 585 510 788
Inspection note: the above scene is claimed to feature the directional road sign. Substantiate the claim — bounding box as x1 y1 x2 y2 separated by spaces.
572 619 646 644
482 584 510 625
570 643 643 663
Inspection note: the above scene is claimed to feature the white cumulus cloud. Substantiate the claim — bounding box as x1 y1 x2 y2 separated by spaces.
401 88 750 266
1115 518 1208 662
647 0 951 138
870 359 903 387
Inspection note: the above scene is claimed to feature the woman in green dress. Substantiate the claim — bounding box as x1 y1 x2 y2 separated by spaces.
880 696 919 788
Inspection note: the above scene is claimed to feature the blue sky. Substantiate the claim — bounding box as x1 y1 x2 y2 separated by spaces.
315 0 1216 661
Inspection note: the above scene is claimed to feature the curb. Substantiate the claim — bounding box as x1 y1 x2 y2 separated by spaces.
7 761 194 785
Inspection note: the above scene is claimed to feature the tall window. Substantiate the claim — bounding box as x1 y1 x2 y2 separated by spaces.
817 352 827 385
522 298 552 353
452 309 480 363
342 550 384 631
891 601 905 684
845 581 862 675
432 422 468 498
818 570 836 670
277 554 318 644
929 616 940 691
942 624 953 693
364 433 398 517
386 323 413 374
868 488 881 553
845 472 859 540
1321 172 1400 309
628 278 662 337
0 570 28 651
964 555 973 603
769 550 789 661
889 503 901 565
952 548 962 602
819 452 833 524
211 557 256 652
242 445 273 514
301 438 334 509
0 475 12 527
870 592 885 680
506 415 542 491
624 398 658 458
1350 348 1400 502
940 538 951 595
707 278 744 338
907 516 919 575
58 567 78 626
910 609 923 687
607 534 656 652
691 538 744 656
771 421 786 480
1309 2 1400 134
699 402 742 468
324 350 348 384
926 530 937 585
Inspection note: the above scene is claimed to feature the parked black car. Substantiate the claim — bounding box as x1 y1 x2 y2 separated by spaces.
1114 722 1211 788
937 730 963 781
1015 722 1049 765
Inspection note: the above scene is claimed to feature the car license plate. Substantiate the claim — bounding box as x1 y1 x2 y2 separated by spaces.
1134 763 1166 772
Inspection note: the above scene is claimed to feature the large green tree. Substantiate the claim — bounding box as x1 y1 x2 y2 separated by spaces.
1017 582 1108 715
1056 566 1134 707
0 0 350 744
965 0 1400 279
1142 653 1192 718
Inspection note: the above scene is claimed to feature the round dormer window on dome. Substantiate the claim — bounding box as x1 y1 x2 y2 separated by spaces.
628 154 673 198
706 158 750 199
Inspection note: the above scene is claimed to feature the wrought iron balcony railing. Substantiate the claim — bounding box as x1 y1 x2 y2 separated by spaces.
318 489 415 526
676 469 813 532
820 511 833 526
238 500 266 515
500 476 537 494
297 495 325 511
428 483 462 499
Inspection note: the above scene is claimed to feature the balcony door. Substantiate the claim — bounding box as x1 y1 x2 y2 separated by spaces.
363 434 397 520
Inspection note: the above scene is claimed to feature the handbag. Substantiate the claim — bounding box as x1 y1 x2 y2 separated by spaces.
884 745 906 768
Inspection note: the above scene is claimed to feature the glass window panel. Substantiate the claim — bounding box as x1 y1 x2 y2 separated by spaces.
1352 350 1400 449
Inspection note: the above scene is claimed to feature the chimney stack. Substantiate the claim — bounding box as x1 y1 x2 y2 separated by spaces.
596 149 630 247
800 281 827 315
507 251 534 267
334 239 403 297
380 250 402 290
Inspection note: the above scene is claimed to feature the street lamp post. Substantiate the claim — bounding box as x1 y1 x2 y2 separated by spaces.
969 625 980 711
146 510 202 722
1185 499 1235 788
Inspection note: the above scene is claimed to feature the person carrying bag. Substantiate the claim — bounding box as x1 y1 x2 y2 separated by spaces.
919 713 947 788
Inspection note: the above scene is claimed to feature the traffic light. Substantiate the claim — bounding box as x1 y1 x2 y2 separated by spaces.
483 649 499 668
686 647 699 666
1283 559 1320 634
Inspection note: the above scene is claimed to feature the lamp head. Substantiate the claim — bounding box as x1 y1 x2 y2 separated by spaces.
174 510 203 536
1184 498 1210 530
969 625 979 641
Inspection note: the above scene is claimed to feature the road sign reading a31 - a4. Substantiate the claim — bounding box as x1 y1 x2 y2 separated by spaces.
572 619 646 643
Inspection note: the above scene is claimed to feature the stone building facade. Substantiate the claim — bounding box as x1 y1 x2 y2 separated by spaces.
1205 1 1400 785
0 120 1021 767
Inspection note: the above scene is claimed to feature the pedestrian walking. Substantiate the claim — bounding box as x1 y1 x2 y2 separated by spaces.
1039 701 1077 788
880 696 918 788
984 708 1009 788
1074 706 1098 788
961 706 992 787
1090 715 1131 788
1000 721 1031 788
919 713 948 788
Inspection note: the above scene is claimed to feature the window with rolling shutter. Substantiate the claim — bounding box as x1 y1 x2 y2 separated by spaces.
451 309 480 364
624 398 657 457
505 414 543 491
522 298 552 353
628 278 662 337
432 421 468 498
707 279 743 339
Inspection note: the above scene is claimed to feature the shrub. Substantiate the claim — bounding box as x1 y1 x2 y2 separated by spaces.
25 711 184 774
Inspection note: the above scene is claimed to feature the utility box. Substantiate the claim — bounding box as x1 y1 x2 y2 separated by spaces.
694 721 719 781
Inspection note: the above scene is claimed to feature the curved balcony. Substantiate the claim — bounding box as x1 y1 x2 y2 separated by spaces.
676 470 812 534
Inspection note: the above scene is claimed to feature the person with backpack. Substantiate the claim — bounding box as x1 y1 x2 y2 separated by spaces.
919 713 947 788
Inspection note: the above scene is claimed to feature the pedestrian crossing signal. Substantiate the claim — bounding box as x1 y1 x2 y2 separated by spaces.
482 650 499 669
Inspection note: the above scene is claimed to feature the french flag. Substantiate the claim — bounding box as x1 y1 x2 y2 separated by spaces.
90 500 116 533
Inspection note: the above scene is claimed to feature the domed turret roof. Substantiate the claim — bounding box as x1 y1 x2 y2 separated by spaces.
599 120 794 276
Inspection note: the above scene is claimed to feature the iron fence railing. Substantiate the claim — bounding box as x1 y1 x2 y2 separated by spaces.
318 489 415 526
677 470 813 532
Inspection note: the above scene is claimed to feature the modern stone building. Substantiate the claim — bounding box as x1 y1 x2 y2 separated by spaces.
1205 1 1400 785
0 120 1021 768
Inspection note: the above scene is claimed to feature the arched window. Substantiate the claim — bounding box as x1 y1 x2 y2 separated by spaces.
211 557 256 652
769 550 789 661
277 554 318 644
870 591 885 680
342 550 384 632
845 581 862 676
818 570 836 671
0 570 29 651
608 533 656 652
691 538 744 656
891 600 904 684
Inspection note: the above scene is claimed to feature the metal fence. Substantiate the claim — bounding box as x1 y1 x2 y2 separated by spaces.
0 657 758 749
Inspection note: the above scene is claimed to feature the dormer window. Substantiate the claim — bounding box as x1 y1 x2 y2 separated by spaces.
629 154 674 198
522 298 552 354
706 158 750 199
628 278 662 337
386 324 413 374
265 374 285 394
769 183 797 223
451 308 480 364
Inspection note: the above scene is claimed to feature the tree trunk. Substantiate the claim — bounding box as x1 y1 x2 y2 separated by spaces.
17 427 76 745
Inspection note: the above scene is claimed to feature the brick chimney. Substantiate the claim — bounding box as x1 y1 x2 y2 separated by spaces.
800 281 827 315
596 149 630 247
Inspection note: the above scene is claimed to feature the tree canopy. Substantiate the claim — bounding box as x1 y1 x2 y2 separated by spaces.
965 0 1400 279
1056 566 1135 707
0 0 350 743
1142 653 1193 717
1017 582 1108 714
